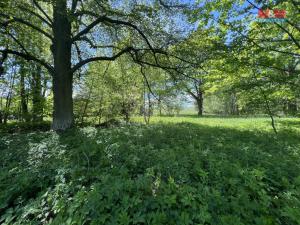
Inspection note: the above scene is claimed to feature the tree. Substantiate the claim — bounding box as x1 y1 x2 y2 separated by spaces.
188 0 300 120
0 0 193 130
170 25 227 116
75 57 143 124
19 60 30 122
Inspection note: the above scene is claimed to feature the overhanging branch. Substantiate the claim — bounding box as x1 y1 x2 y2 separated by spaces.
32 0 53 24
0 49 54 73
0 13 53 40
245 0 300 50
158 0 187 9
17 5 52 27
71 46 134 73
72 15 155 55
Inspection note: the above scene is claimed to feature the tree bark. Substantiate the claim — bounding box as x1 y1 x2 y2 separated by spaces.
288 100 297 115
0 88 3 123
51 0 74 131
143 81 151 124
187 80 204 117
20 64 30 122
4 72 16 124
230 93 239 115
196 92 203 116
3 94 10 124
32 65 44 122
158 95 162 116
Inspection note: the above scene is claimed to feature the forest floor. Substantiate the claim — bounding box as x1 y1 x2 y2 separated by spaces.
1 116 300 224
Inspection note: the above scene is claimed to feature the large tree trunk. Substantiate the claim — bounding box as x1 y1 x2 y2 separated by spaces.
51 0 74 131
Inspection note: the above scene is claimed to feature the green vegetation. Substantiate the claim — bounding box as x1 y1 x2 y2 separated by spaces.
1 117 300 224
1 0 300 224
1 0 299 130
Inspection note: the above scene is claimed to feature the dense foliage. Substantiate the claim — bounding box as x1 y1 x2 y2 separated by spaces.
1 0 299 127
1 0 300 224
1 117 300 224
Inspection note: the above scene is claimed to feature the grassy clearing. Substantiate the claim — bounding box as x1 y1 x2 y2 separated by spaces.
0 117 300 224
135 116 300 132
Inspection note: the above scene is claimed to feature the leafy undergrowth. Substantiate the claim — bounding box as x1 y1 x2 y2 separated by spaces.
1 119 300 224
0 121 51 134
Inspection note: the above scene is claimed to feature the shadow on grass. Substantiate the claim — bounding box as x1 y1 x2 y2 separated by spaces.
1 121 300 224
0 121 51 134
133 121 300 156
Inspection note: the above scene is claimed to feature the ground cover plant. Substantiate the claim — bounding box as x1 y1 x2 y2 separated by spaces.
1 117 300 225
1 1 300 224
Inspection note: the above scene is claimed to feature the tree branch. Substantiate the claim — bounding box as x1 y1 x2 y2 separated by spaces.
0 49 53 73
76 36 117 49
32 0 53 24
17 5 52 27
71 46 134 73
140 66 161 102
71 0 79 14
0 13 53 40
72 15 154 53
158 0 187 9
245 0 300 50
72 16 106 42
0 50 8 76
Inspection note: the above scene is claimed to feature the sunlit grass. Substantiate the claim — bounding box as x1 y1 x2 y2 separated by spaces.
133 116 300 133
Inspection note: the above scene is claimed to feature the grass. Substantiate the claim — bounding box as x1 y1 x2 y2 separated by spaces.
0 116 300 224
134 116 300 133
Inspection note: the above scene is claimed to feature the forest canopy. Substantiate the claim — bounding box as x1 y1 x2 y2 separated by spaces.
0 0 299 129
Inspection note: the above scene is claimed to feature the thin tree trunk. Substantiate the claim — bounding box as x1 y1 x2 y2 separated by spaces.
158 95 162 116
20 64 30 122
51 0 74 131
3 93 11 124
4 72 16 124
287 100 297 116
80 74 97 124
80 97 90 125
96 95 104 125
253 71 277 134
3 91 10 124
230 93 239 115
32 65 44 122
143 81 151 124
0 87 3 124
80 91 91 125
